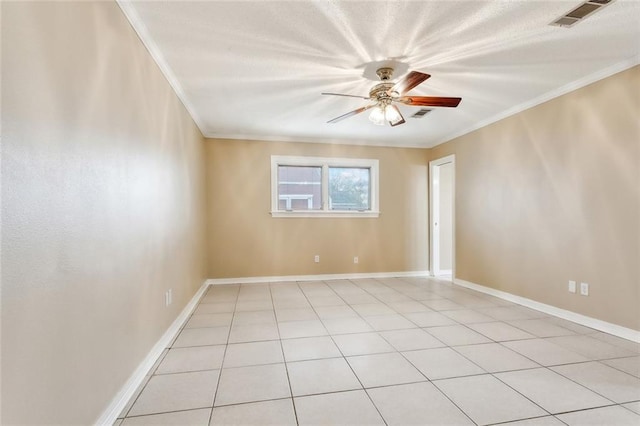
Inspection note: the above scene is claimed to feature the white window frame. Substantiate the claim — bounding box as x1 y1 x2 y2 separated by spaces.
271 155 380 218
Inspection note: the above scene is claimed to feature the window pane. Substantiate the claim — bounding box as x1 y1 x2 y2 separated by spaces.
329 167 370 211
278 166 322 211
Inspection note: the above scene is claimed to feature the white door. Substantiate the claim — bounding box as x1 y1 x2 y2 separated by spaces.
430 155 455 277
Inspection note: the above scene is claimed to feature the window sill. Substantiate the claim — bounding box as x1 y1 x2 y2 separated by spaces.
270 210 380 218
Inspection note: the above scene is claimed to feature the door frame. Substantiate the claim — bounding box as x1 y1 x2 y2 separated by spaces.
429 154 455 277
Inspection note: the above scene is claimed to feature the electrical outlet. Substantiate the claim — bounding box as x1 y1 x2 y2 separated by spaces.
314 255 320 263
580 282 589 296
568 280 576 293
165 291 170 307
354 256 359 264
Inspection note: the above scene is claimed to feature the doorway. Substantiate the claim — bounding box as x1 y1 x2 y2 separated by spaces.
430 155 455 277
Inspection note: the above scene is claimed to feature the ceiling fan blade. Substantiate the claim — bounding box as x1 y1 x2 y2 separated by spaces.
322 92 371 100
389 71 431 95
397 96 462 107
387 105 406 127
327 104 376 123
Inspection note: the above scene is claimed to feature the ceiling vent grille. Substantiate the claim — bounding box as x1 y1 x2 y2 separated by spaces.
550 0 614 28
411 109 433 118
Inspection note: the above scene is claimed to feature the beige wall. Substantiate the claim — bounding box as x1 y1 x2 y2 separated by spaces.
430 66 640 330
1 2 207 424
205 139 429 278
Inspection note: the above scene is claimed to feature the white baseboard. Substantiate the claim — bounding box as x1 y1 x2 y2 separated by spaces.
453 278 640 343
207 271 430 286
434 269 452 276
96 280 209 425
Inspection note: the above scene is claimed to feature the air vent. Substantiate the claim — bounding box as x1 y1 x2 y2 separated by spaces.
553 16 580 27
550 0 614 28
567 3 600 18
411 109 432 118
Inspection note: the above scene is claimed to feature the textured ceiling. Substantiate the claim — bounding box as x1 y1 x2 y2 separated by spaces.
119 0 640 147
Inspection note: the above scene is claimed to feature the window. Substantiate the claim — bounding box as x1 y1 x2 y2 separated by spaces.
329 167 370 211
271 155 379 218
278 166 322 211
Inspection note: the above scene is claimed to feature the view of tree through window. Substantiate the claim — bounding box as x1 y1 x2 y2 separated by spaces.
277 166 322 210
329 167 370 211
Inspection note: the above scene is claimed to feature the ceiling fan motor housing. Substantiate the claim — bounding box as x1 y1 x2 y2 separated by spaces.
369 82 395 102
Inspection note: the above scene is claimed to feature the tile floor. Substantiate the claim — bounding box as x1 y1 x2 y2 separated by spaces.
116 277 640 425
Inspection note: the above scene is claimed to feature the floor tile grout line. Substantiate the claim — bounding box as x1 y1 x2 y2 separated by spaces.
447 334 544 372
494 340 589 368
490 362 619 417
291 386 400 401
267 282 300 426
563 402 640 425
599 358 640 379
544 401 626 416
212 396 298 410
501 317 580 338
370 278 620 411
486 413 570 426
360 278 488 425
545 361 635 405
338 280 425 329
539 334 637 357
294 279 389 426
122 406 213 420
160 341 230 351
345 276 502 424
492 368 561 415
414 281 591 420
367 308 482 425
368 278 546 425
207 285 240 424
620 402 640 416
588 333 640 353
152 367 222 377
122 383 637 421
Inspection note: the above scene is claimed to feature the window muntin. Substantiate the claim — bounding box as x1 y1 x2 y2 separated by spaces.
270 156 379 218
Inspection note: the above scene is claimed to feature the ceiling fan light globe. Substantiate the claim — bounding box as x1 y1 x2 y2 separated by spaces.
385 104 402 124
369 106 386 126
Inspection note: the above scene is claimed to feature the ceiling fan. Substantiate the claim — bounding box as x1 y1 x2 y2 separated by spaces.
322 67 461 127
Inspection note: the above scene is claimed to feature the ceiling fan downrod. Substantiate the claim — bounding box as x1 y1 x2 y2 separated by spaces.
376 67 394 81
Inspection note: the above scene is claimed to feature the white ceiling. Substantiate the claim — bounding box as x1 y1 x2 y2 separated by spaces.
119 0 640 148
